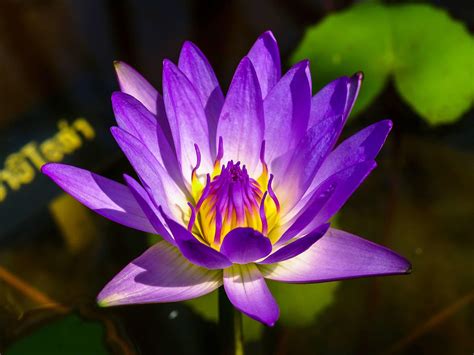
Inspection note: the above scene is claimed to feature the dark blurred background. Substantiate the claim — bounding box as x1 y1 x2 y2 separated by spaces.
0 0 472 354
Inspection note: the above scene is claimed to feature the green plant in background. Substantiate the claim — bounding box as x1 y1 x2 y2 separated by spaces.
292 3 474 125
187 281 339 341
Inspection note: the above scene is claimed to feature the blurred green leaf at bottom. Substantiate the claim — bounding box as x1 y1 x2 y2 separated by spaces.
6 315 108 355
186 282 339 341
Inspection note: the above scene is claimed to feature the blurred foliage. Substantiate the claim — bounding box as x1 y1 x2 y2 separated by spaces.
292 3 474 125
186 290 264 341
186 281 339 342
5 315 107 355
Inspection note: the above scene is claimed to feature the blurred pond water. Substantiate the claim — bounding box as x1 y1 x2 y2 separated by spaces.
0 0 472 354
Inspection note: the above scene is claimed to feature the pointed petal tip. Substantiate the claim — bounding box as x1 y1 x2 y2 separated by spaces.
291 59 310 70
180 41 200 58
399 255 412 274
122 173 134 186
162 59 184 79
232 304 279 327
111 91 145 111
96 290 128 307
162 58 175 69
386 251 412 276
162 59 176 75
96 282 118 307
259 30 277 41
255 308 279 327
110 126 127 144
113 60 134 72
239 55 253 67
109 125 120 136
233 56 259 84
383 119 394 130
261 307 280 327
265 318 278 327
111 90 127 104
96 297 110 308
181 40 198 51
40 162 54 175
40 162 72 177
353 71 364 81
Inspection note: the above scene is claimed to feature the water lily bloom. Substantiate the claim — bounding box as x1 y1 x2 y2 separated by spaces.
42 31 411 326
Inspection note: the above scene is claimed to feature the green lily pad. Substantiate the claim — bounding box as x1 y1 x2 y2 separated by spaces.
291 3 474 125
186 281 339 341
267 281 339 327
185 290 264 341
291 3 392 116
389 5 474 124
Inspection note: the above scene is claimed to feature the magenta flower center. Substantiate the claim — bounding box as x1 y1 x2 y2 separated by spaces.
187 141 281 249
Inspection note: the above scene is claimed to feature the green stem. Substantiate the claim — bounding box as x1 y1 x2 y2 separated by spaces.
219 287 244 355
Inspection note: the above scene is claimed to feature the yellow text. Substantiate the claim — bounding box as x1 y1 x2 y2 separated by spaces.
0 118 95 203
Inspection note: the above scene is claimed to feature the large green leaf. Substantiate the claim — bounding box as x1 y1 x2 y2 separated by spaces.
186 281 339 341
291 3 474 124
185 290 265 341
292 3 392 116
267 281 339 327
390 5 474 124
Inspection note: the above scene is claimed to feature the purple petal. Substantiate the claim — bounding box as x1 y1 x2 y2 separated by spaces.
312 160 376 226
277 172 335 243
260 228 411 283
224 264 279 326
264 60 311 163
112 92 184 187
344 72 363 123
272 115 342 210
247 31 281 98
178 41 224 155
313 120 392 187
123 174 175 245
112 92 160 154
111 127 186 218
216 57 264 173
308 77 349 128
162 60 213 180
259 224 329 264
114 61 161 115
309 72 362 132
161 211 232 270
41 163 155 233
220 228 272 264
281 161 376 241
97 241 222 306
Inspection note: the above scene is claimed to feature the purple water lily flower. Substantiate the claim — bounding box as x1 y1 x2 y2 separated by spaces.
42 31 410 326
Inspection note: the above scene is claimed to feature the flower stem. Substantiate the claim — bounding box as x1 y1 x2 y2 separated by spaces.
219 287 244 355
